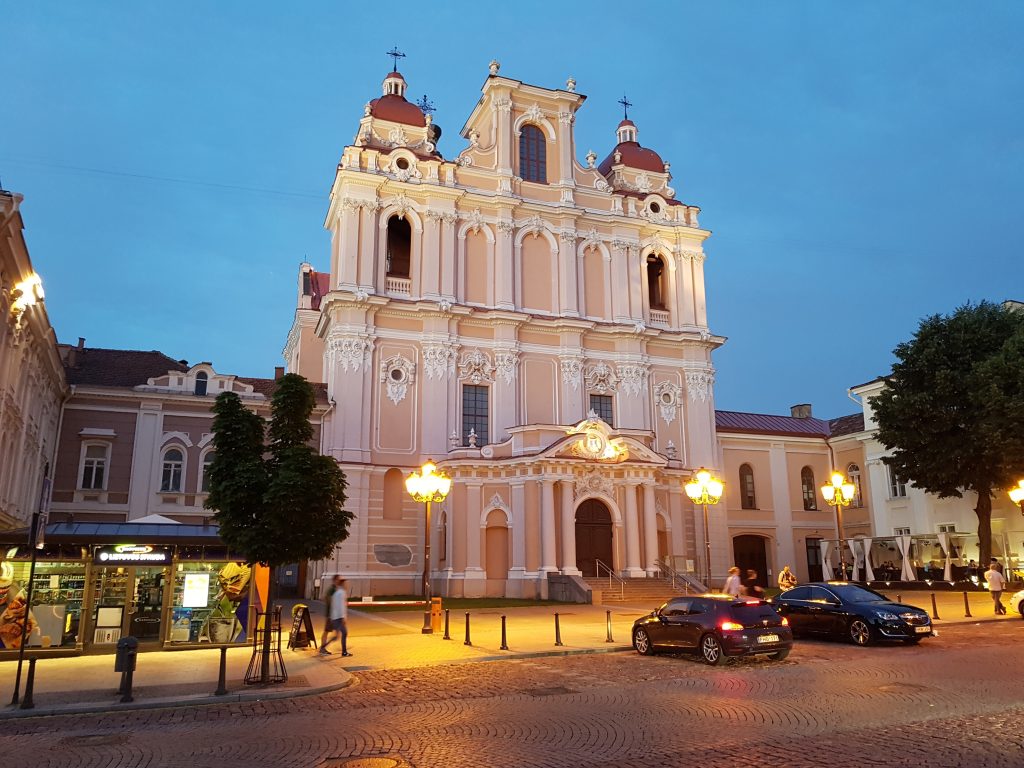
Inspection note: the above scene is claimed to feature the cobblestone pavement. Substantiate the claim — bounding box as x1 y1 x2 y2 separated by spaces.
4 621 1023 768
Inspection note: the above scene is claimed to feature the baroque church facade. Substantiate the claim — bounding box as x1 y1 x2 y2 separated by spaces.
285 62 726 598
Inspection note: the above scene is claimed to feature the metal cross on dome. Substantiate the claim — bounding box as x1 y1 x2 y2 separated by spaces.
386 46 406 72
415 94 436 115
618 95 632 120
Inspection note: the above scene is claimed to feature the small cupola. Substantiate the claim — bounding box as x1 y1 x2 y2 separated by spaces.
616 119 637 144
383 71 407 97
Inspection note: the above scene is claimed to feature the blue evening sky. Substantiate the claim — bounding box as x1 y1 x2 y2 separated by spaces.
2 3 1021 419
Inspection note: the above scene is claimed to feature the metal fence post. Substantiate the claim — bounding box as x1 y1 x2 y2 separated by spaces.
605 610 614 643
554 612 564 647
214 646 229 696
963 591 972 618
930 593 940 621
464 612 472 646
443 608 451 640
500 615 509 650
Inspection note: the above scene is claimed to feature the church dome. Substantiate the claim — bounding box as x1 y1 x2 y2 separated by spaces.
597 119 667 175
369 71 427 127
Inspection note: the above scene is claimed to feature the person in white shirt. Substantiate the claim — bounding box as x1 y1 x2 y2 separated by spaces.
984 563 1007 615
319 576 351 656
722 567 742 597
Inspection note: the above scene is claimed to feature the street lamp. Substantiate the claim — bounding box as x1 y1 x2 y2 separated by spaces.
821 471 857 580
405 460 452 634
1010 479 1024 516
685 468 724 589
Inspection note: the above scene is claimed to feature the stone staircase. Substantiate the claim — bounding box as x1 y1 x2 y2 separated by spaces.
582 575 704 606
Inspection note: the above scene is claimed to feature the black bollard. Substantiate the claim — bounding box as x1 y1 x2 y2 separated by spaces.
120 662 135 704
896 594 902 603
963 591 973 618
464 612 472 646
605 610 614 643
443 608 451 640
554 612 564 647
931 592 940 621
500 615 509 651
214 646 229 696
19 659 36 710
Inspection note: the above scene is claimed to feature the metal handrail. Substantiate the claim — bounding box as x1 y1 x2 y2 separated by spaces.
594 559 625 599
656 557 707 594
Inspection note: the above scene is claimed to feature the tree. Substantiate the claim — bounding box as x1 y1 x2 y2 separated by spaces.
870 301 1024 567
206 373 351 684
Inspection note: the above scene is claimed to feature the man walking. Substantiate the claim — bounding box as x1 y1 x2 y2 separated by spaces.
320 575 351 656
984 561 1007 615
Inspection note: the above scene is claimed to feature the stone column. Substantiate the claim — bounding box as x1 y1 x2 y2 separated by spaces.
560 480 579 575
623 482 644 577
558 229 579 316
464 482 485 597
676 250 697 326
691 252 708 327
540 479 558 573
642 481 659 576
495 221 515 309
421 210 442 300
610 241 631 322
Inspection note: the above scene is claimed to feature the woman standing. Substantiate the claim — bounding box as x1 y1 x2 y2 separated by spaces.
722 566 742 597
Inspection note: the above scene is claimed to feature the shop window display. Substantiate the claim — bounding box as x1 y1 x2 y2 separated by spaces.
168 561 251 644
0 559 85 648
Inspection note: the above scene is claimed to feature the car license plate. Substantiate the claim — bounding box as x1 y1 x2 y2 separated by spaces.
757 634 780 643
915 626 930 634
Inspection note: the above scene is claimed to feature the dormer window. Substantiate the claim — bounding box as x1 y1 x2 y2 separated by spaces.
519 124 547 184
195 371 208 396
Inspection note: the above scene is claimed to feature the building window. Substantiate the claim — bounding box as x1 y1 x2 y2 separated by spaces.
846 463 863 507
80 444 108 490
937 523 956 533
589 394 613 426
646 255 666 310
462 385 489 445
161 448 185 493
894 527 911 536
801 466 817 510
385 216 411 278
195 371 208 396
739 463 756 509
519 124 547 183
888 466 907 498
200 451 215 493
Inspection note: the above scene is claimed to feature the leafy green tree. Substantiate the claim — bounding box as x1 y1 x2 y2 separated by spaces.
870 301 1024 567
206 373 350 683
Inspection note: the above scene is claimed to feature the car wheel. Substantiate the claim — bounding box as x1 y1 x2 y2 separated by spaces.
700 634 725 665
849 618 873 646
633 628 655 656
768 649 790 661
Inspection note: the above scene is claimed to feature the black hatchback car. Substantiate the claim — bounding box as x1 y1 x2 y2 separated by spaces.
771 582 932 645
632 594 793 665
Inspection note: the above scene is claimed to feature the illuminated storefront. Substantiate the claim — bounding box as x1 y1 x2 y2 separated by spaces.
0 521 257 655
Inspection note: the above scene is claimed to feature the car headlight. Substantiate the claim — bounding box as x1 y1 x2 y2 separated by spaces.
876 611 899 621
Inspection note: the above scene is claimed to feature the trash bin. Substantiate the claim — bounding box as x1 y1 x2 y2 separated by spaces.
430 597 443 633
114 636 139 673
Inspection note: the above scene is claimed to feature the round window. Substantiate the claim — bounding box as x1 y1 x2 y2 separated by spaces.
395 157 410 171
649 202 661 214
661 391 674 404
390 368 405 382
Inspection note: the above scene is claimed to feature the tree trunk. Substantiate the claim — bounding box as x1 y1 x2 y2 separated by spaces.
975 489 993 568
260 568 276 685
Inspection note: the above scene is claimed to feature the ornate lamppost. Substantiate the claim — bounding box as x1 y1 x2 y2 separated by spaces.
1010 480 1024 515
405 460 451 634
685 468 724 589
821 471 857 580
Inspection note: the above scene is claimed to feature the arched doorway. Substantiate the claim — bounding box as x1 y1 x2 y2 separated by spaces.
575 499 613 577
733 534 769 588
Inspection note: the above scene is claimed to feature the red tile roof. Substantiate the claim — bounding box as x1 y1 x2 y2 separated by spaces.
597 141 667 175
369 94 426 127
310 270 330 310
827 412 866 437
715 410 865 439
236 377 329 404
63 347 188 387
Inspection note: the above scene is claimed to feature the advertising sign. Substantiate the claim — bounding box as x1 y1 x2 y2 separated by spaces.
93 544 171 565
182 573 210 608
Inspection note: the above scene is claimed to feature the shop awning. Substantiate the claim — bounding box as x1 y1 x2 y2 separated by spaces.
0 521 225 546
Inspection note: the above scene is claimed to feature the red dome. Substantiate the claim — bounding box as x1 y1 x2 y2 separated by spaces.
597 141 666 175
369 94 426 127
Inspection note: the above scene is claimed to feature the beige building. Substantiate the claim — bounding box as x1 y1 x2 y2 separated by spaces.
0 188 65 528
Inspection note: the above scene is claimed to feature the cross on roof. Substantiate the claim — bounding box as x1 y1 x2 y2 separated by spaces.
386 46 406 72
415 94 435 115
618 95 632 120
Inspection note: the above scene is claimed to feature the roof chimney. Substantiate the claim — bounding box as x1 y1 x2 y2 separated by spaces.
790 404 813 419
77 337 85 350
274 366 285 380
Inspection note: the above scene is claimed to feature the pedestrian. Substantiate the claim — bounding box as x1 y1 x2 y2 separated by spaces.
984 562 1006 615
318 574 338 649
777 565 797 591
989 557 1004 575
722 566 742 597
320 576 352 656
743 569 764 600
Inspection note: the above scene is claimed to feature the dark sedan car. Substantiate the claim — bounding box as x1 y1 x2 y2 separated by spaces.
771 582 932 645
632 594 793 665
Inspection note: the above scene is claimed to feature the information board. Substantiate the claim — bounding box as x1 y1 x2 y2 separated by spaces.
287 606 317 650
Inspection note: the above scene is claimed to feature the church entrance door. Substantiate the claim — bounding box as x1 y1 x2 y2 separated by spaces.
575 499 613 578
733 535 769 588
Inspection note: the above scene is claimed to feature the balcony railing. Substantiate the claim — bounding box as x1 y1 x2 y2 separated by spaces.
385 275 411 296
649 308 670 326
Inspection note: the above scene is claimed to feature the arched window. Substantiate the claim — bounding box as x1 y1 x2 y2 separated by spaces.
519 124 546 183
200 451 215 493
739 464 756 509
385 216 412 278
847 463 863 507
161 448 184 493
382 468 405 520
195 371 208 396
801 466 817 511
646 254 666 310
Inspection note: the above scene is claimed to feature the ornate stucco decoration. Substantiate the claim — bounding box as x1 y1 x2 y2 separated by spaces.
494 349 520 386
387 126 408 147
495 220 514 234
557 111 574 126
566 417 628 463
380 354 416 405
594 177 611 192
584 362 618 394
458 348 494 385
559 229 577 244
328 335 373 373
521 214 546 237
582 229 603 251
559 356 583 391
524 103 544 123
617 363 649 398
422 343 457 380
653 381 682 425
464 208 485 234
493 96 513 115
390 193 413 217
575 469 616 501
635 173 653 193
685 369 715 403
484 493 511 524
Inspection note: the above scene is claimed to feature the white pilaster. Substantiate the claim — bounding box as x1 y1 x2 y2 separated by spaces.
560 480 580 575
642 482 659 575
623 482 644 576
540 479 558 573
128 403 162 519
